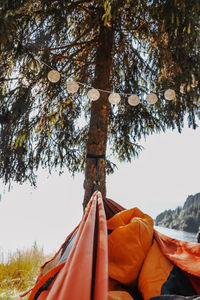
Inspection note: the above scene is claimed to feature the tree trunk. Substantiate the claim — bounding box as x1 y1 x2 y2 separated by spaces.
83 25 113 209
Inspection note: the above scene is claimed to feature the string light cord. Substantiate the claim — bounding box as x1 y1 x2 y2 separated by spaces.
37 58 163 94
35 58 54 70
31 57 186 104
77 82 160 96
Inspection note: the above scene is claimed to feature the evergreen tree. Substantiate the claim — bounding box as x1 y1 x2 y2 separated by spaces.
0 0 199 207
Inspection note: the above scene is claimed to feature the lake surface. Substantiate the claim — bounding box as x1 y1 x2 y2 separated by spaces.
0 226 197 263
154 226 197 243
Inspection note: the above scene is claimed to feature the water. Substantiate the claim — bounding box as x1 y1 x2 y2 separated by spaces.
154 226 197 243
0 226 197 264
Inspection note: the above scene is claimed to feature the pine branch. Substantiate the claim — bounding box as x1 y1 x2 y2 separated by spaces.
49 39 98 51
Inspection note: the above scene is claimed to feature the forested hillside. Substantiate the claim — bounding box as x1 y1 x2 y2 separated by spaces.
155 193 200 233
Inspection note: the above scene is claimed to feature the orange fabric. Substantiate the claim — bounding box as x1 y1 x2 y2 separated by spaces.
154 230 200 276
103 197 125 220
108 278 134 300
28 263 65 300
27 191 108 300
107 207 154 286
20 230 77 298
108 291 134 300
154 230 200 293
25 194 200 300
93 193 109 300
28 271 59 300
138 239 173 300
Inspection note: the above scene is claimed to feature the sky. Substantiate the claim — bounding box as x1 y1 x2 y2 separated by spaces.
0 125 200 257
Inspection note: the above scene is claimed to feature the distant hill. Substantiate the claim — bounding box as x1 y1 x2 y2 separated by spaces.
155 193 200 233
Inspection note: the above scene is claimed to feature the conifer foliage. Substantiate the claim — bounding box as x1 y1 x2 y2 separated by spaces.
0 0 199 206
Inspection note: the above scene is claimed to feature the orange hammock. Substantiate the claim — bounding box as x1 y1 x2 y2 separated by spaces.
21 191 200 300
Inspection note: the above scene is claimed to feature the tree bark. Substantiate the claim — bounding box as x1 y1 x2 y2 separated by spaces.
83 25 113 209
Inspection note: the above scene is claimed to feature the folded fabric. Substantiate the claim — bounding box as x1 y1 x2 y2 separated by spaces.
138 239 174 300
107 207 154 286
108 278 134 300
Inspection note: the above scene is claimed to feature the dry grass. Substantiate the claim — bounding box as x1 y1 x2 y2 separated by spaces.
0 244 49 299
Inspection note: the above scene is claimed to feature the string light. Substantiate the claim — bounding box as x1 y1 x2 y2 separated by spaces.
108 93 121 104
87 88 100 101
146 93 158 104
47 70 60 83
42 59 192 106
67 80 79 93
164 89 176 101
128 94 140 106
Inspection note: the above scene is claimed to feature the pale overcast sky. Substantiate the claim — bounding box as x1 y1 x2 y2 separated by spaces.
0 125 200 256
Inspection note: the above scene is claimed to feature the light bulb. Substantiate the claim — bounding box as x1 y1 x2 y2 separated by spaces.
87 88 100 101
128 94 140 106
147 93 158 104
67 80 79 93
164 89 176 101
47 70 60 83
108 93 121 104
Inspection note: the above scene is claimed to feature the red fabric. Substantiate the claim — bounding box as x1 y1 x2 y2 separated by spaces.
103 197 125 220
154 230 200 293
93 193 109 300
20 228 78 298
25 197 200 299
27 191 108 300
27 263 65 300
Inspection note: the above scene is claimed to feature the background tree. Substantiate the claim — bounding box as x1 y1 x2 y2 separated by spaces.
0 0 199 208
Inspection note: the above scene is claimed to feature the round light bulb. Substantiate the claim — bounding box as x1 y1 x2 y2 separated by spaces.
108 93 121 104
67 80 79 93
47 70 60 83
87 88 100 101
164 89 176 101
128 94 140 106
147 93 158 104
